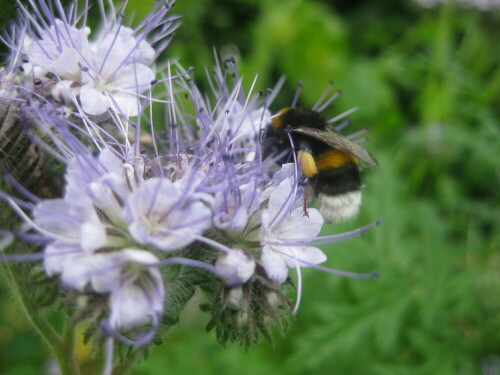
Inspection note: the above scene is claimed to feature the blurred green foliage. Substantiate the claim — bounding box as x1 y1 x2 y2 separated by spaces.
1 0 499 374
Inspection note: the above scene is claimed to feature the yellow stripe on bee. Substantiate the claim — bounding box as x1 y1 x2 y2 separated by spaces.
316 150 357 171
271 108 291 129
297 150 318 178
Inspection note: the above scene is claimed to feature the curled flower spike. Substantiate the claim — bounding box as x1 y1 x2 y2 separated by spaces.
7 0 179 117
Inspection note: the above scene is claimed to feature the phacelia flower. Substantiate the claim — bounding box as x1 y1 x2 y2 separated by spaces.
123 176 212 251
79 25 156 116
260 174 326 284
97 249 164 330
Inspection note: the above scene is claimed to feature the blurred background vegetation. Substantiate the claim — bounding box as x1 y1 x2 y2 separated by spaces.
1 0 499 374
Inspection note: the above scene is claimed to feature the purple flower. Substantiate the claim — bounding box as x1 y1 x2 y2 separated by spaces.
123 176 212 251
79 25 156 116
95 249 164 330
259 171 326 284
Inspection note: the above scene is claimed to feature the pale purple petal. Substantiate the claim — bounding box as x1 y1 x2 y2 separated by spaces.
80 84 110 115
44 242 78 276
262 247 288 284
34 199 81 240
277 207 323 239
80 221 107 253
283 245 327 268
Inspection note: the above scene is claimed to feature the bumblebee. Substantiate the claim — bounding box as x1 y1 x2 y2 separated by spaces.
265 107 378 223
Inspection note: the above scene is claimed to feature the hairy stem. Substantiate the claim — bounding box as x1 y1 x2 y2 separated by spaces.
1 263 81 375
111 349 141 375
111 324 175 375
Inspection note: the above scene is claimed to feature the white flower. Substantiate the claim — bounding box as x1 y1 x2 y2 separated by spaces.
104 249 164 330
34 198 107 254
244 163 298 242
80 27 155 116
46 246 164 329
34 197 108 291
123 177 212 251
26 19 89 80
260 177 326 284
65 148 129 222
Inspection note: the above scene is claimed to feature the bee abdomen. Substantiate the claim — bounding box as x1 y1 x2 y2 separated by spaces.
315 162 361 196
314 161 362 223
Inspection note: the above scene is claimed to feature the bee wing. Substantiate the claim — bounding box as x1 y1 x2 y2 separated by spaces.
290 126 378 168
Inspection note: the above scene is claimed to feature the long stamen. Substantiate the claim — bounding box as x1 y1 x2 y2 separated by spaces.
327 106 359 124
292 259 302 316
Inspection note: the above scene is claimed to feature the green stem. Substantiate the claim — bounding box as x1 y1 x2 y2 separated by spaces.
1 263 80 375
111 324 174 375
112 349 141 375
60 321 81 375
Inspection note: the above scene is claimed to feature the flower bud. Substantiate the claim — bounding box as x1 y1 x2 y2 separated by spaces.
215 249 255 286
225 286 245 311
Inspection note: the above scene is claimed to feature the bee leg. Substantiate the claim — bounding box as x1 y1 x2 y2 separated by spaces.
303 196 309 218
303 184 314 218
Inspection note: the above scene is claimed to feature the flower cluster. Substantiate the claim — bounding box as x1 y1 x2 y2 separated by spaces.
0 0 380 372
